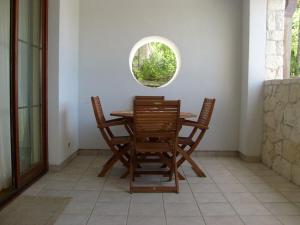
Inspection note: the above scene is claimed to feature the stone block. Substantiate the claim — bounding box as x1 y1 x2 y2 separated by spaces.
282 140 299 163
268 0 285 11
266 55 283 69
267 30 284 41
266 41 277 55
289 84 300 103
284 104 297 127
292 165 300 186
273 157 292 180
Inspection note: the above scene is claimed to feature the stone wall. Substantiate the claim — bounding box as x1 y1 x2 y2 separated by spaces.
263 79 300 185
266 0 285 80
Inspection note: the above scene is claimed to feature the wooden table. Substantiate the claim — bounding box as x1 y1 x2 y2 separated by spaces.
111 111 197 119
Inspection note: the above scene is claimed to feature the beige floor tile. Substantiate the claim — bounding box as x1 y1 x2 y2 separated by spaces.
178 183 192 193
187 177 214 184
54 214 89 225
127 216 166 225
263 176 290 184
103 181 129 192
254 169 278 177
37 189 71 198
190 183 220 193
166 216 205 225
93 202 129 216
98 191 131 202
272 183 300 193
245 183 276 193
44 180 76 190
47 173 82 182
207 169 232 177
277 216 300 225
224 192 259 203
194 193 227 203
163 193 195 203
204 216 244 225
231 203 271 216
236 175 265 184
254 192 289 203
131 193 163 203
129 202 164 216
87 215 127 225
241 215 282 225
281 192 300 203
198 203 236 216
212 175 240 184
165 202 201 216
68 190 100 203
264 203 300 216
217 183 248 193
62 200 95 215
74 180 104 191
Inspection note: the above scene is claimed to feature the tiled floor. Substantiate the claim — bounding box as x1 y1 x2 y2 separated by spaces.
16 155 300 225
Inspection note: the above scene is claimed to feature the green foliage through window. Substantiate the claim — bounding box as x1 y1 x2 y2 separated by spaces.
291 0 300 77
132 42 177 87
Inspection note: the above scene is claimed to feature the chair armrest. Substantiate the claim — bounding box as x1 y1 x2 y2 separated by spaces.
181 120 208 130
98 118 128 128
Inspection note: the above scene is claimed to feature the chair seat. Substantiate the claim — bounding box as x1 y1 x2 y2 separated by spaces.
111 136 131 145
135 142 171 153
178 137 194 145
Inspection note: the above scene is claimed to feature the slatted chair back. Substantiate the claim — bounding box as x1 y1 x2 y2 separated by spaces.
197 98 216 128
135 96 165 100
91 96 106 128
91 96 115 141
133 100 180 140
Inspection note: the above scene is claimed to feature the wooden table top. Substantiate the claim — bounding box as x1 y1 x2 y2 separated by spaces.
110 111 197 119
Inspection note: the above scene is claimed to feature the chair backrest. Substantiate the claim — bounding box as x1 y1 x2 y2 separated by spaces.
197 98 216 128
135 96 165 100
91 96 106 127
134 100 180 139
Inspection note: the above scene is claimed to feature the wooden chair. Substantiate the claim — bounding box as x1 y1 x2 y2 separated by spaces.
135 96 165 100
177 98 216 179
130 100 181 193
91 96 132 178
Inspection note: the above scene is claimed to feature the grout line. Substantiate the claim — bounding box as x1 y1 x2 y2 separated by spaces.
84 156 109 225
185 158 248 225
182 168 208 225
162 193 168 225
125 191 132 225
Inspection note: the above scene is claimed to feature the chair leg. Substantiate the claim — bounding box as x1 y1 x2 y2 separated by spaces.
98 154 119 177
177 147 206 177
130 146 134 193
174 154 179 193
121 169 129 179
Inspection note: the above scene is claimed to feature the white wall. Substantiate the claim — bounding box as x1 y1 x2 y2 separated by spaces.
78 0 243 151
48 0 79 165
239 0 267 158
58 0 80 163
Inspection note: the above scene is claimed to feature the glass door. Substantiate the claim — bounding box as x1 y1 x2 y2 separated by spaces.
13 0 48 187
0 0 13 200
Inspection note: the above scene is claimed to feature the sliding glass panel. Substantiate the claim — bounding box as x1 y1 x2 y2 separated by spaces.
18 0 29 43
0 0 13 197
18 0 43 175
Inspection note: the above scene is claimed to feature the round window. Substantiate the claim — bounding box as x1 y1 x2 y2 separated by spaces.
129 36 181 88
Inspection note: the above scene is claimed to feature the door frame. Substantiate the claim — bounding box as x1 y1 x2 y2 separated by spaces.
11 0 48 188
